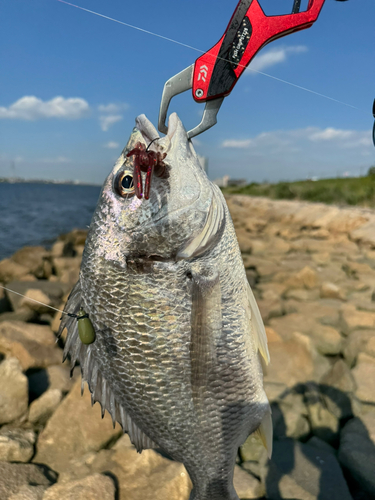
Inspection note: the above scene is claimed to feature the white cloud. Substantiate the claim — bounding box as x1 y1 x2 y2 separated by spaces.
99 115 123 131
222 127 372 152
98 102 128 131
0 96 90 120
246 45 307 73
98 103 128 114
104 141 120 149
222 139 253 148
308 127 372 147
309 128 352 141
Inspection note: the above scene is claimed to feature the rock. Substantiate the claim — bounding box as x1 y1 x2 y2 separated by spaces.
320 360 356 420
42 474 116 500
264 439 352 500
27 365 76 403
0 357 28 425
33 379 122 472
58 434 192 500
242 255 280 280
52 257 81 278
284 288 319 301
50 310 63 334
310 324 343 355
304 384 339 444
51 241 65 258
0 286 11 313
366 336 375 357
0 259 30 283
351 352 375 404
257 298 283 322
306 436 337 455
268 312 317 340
295 299 342 328
235 228 253 254
339 417 375 497
312 252 331 265
285 266 318 290
8 484 48 500
0 308 37 323
233 465 264 499
60 228 88 247
350 220 375 247
340 305 375 334
320 282 346 300
240 432 268 467
28 389 63 425
0 321 62 371
264 382 289 403
267 237 291 254
46 364 76 393
342 329 375 366
11 246 49 279
0 462 57 500
360 408 375 444
5 280 64 312
20 289 53 314
259 282 287 300
265 326 283 343
0 429 36 462
271 392 309 440
264 337 315 387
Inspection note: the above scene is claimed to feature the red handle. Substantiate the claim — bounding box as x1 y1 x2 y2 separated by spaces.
192 0 326 102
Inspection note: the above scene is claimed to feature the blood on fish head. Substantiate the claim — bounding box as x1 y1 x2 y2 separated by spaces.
84 113 217 265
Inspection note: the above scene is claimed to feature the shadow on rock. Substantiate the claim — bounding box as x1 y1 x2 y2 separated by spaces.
260 382 375 500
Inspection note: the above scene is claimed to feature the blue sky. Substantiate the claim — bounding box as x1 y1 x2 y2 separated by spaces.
0 0 374 184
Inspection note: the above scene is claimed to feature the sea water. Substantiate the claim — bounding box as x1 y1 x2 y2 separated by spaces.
0 183 101 259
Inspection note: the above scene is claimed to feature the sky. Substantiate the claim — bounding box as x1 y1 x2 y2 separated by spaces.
0 0 374 184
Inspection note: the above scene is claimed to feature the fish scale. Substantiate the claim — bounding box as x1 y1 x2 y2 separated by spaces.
59 113 271 500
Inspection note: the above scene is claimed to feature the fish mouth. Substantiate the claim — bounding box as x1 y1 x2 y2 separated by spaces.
136 112 203 227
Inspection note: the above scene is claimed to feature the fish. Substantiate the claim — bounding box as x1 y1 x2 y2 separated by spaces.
58 112 272 500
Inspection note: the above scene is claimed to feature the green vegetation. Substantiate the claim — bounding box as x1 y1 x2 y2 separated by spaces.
222 170 375 208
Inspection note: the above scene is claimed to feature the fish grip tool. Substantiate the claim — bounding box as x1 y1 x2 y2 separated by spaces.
158 0 326 139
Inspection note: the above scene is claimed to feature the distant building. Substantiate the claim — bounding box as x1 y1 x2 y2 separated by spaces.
198 156 209 174
213 175 230 187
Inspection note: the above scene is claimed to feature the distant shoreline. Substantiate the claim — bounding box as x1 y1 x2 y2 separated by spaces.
0 178 101 187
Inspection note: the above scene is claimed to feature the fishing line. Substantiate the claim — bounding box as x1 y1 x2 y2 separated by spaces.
56 0 365 113
0 284 67 316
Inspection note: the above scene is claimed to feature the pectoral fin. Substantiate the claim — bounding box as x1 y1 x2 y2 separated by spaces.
256 409 273 459
246 282 270 365
190 268 222 402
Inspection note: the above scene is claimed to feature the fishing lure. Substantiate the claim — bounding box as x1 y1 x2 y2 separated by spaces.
126 141 167 199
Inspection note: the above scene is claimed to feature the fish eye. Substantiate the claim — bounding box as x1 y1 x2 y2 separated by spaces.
114 170 135 197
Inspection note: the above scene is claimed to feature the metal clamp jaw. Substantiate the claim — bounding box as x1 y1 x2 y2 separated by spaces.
158 65 224 139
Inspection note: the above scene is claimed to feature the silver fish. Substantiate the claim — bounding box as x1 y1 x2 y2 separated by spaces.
59 113 272 500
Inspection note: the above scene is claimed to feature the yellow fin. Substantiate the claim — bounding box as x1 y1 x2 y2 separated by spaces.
256 410 273 459
246 282 270 365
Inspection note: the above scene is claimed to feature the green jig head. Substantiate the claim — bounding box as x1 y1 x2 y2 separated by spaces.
77 308 96 345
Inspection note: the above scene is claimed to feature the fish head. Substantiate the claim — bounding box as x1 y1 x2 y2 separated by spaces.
84 113 223 266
